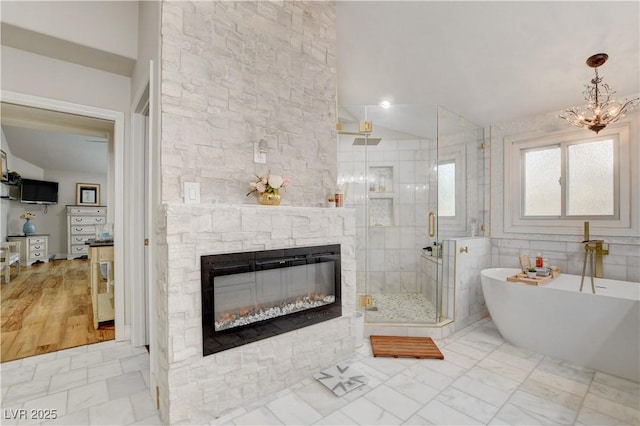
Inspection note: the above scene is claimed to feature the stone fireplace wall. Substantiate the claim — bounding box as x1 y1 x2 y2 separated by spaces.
157 2 341 423
160 1 337 206
161 205 355 423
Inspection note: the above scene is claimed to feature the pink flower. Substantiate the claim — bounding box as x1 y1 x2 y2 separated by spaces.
247 173 292 197
268 175 284 189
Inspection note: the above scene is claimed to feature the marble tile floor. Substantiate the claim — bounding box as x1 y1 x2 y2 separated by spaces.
2 318 639 425
0 340 160 425
211 318 639 426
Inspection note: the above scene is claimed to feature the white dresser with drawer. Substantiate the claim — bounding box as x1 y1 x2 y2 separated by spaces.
7 235 49 266
67 206 108 259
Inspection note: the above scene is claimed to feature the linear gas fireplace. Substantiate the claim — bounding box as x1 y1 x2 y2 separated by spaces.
201 244 341 355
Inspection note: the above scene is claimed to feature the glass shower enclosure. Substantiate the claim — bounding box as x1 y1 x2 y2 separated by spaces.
337 104 485 326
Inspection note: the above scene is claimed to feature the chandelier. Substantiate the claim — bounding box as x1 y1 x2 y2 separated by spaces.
560 53 639 134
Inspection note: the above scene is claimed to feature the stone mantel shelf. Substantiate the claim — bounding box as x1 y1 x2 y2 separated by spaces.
165 203 355 214
166 203 355 211
162 203 357 252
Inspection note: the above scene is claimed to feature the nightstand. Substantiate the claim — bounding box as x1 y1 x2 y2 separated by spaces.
7 234 50 266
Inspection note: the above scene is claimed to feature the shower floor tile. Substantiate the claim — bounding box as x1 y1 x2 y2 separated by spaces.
366 293 437 323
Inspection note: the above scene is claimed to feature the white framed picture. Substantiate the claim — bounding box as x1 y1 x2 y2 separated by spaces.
76 183 100 206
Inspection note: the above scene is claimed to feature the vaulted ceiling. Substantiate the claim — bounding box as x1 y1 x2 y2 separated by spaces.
2 1 639 168
336 1 640 136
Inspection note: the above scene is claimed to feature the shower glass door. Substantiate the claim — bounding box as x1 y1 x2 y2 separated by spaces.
436 105 485 240
338 103 440 324
436 105 486 324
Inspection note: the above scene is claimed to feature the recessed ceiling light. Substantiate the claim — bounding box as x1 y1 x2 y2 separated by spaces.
379 100 391 109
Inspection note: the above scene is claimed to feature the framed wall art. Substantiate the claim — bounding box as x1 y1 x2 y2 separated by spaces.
76 183 100 206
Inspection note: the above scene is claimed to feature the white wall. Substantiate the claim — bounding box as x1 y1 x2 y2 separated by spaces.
131 1 160 97
1 0 138 59
1 128 44 241
1 129 17 242
1 46 131 113
0 44 124 257
127 0 161 389
1 46 130 219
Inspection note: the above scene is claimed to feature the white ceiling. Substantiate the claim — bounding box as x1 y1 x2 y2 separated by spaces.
335 1 640 136
2 1 638 168
2 125 108 174
1 103 112 174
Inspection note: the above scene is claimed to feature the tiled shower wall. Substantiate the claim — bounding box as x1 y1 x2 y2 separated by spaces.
420 237 491 335
337 137 433 296
447 237 491 329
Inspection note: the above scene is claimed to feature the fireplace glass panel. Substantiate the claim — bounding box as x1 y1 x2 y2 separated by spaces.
214 262 335 331
201 244 342 355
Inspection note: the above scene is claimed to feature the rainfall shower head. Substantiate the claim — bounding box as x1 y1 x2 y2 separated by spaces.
353 137 381 146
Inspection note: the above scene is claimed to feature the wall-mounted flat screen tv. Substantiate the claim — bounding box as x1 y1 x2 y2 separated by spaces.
20 178 59 205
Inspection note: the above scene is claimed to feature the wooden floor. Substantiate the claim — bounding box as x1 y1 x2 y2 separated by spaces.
1 258 115 363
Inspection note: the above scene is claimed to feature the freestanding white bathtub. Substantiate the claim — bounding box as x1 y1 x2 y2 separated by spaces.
481 268 640 382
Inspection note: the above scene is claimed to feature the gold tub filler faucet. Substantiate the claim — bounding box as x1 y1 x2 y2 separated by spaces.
580 221 609 293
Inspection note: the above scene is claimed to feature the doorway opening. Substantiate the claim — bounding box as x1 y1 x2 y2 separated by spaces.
0 93 125 362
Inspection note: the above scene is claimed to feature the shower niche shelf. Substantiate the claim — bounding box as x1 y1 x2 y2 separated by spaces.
369 195 394 227
368 166 394 193
368 165 395 226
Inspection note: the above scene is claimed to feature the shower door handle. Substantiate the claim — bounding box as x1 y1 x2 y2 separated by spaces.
429 212 436 237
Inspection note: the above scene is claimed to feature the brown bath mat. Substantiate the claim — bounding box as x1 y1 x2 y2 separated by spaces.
370 335 444 359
